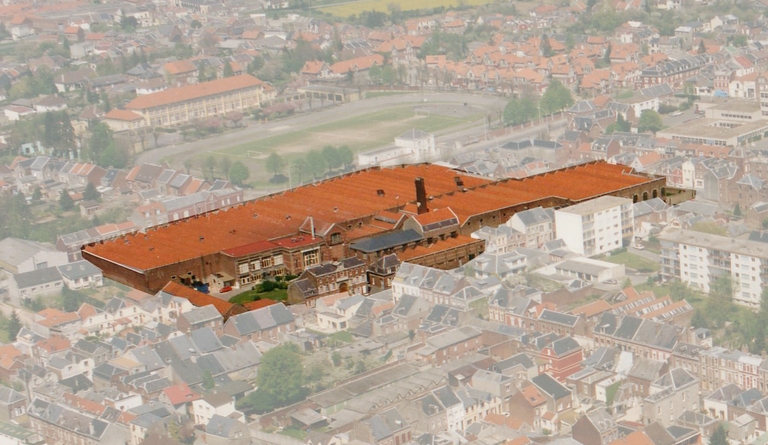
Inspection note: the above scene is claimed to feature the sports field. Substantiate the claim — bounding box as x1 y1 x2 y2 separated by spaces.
219 105 481 158
320 0 492 17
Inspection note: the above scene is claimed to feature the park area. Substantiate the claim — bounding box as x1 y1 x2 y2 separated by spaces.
219 105 480 158
320 0 492 16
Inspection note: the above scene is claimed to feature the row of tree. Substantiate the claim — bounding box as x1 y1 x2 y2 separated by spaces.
265 145 354 185
503 80 575 126
198 156 250 186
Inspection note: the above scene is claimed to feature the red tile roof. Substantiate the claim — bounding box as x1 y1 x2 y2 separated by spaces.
105 109 143 121
161 282 240 316
125 75 264 111
162 383 200 405
85 162 656 277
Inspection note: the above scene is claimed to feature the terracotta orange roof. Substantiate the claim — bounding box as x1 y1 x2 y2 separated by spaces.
126 75 264 111
86 162 656 286
161 282 240 316
521 385 546 406
638 152 661 166
163 59 197 75
301 60 325 74
397 235 480 262
0 344 23 370
105 109 143 121
571 299 611 318
412 207 458 227
36 335 71 354
63 393 106 416
244 299 278 311
35 308 81 328
162 383 200 405
77 303 99 320
330 54 384 75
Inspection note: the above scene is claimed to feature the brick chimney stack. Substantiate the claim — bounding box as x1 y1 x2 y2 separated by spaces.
415 177 428 215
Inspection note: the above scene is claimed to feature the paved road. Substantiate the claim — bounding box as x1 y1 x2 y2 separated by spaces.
134 92 509 167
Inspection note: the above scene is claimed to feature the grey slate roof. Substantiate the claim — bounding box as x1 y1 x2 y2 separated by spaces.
532 373 571 400
56 261 101 281
350 229 423 253
13 267 62 289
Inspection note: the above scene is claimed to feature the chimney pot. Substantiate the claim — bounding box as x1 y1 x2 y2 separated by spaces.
415 177 428 214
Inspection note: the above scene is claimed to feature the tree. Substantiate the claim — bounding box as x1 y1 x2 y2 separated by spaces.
331 351 342 367
291 158 309 185
0 192 32 239
256 344 305 407
223 61 234 78
236 389 274 415
87 122 125 168
219 156 232 180
183 158 194 175
202 370 215 390
734 203 743 217
7 310 21 342
708 424 727 445
265 153 285 177
83 182 101 202
381 65 396 86
228 161 250 186
539 34 554 57
203 155 218 179
504 96 539 126
540 79 574 115
190 19 202 29
638 109 664 134
369 64 382 84
337 145 354 169
61 286 83 312
306 150 327 179
321 145 343 171
607 113 631 133
31 187 42 203
603 43 612 66
59 189 75 211
698 39 707 54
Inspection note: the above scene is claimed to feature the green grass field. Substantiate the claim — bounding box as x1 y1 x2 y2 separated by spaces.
219 106 481 158
603 252 660 273
320 0 492 16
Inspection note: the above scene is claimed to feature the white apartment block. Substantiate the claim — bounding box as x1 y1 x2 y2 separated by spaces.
658 228 768 308
554 196 634 257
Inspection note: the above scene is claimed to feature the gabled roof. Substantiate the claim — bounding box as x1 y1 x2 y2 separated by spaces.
126 75 264 110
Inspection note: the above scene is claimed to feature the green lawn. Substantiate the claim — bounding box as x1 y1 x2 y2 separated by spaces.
229 288 288 304
603 252 659 273
328 330 354 343
218 106 481 158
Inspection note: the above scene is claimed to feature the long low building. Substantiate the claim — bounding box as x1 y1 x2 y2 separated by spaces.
656 118 768 147
104 74 274 130
83 161 680 294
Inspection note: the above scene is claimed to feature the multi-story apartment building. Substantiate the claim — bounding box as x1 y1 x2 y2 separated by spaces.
555 196 634 256
658 228 768 308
